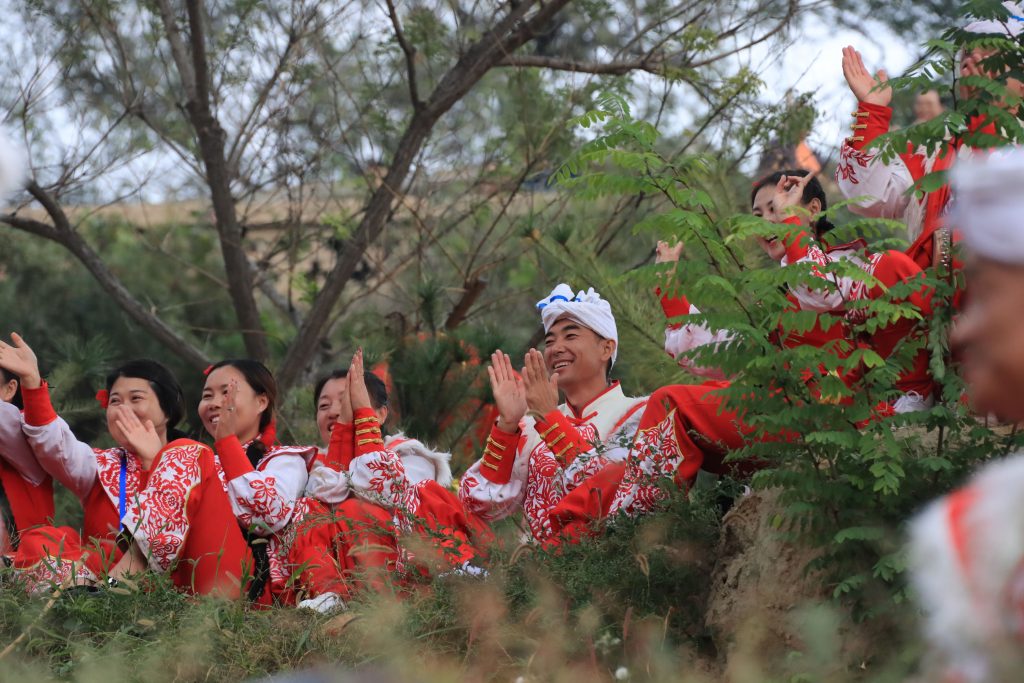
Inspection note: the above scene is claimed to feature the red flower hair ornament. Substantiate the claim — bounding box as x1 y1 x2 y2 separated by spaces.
95 389 110 409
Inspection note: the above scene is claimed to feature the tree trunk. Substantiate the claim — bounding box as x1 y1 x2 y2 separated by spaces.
275 0 572 393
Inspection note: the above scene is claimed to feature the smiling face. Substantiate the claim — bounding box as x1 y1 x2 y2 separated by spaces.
952 255 1024 420
198 365 268 442
542 317 615 389
106 377 169 448
314 376 388 446
751 185 789 261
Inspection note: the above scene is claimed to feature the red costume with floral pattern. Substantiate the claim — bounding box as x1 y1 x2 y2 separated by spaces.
12 384 250 596
0 401 54 552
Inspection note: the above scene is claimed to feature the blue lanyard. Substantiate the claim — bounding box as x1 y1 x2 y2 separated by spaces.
118 453 128 521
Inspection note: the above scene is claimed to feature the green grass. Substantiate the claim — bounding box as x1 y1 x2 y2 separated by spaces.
0 482 923 683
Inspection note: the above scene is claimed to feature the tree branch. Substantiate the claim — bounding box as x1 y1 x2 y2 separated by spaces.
275 0 572 392
497 54 666 76
386 0 423 109
176 0 269 360
1 184 211 370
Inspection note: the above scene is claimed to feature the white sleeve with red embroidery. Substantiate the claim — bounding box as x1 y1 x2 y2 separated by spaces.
835 142 914 219
348 447 409 509
784 248 881 313
664 303 732 380
304 459 352 505
20 413 97 500
226 449 312 536
0 402 48 486
457 445 531 522
121 443 203 573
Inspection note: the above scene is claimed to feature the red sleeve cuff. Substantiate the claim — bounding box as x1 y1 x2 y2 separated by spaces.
325 421 356 470
215 435 255 481
848 101 892 151
479 423 521 485
782 226 814 264
654 286 691 321
534 410 588 467
352 408 384 458
22 382 58 426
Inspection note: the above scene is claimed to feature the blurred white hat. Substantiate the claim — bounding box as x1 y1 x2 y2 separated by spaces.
951 148 1024 264
964 1 1024 37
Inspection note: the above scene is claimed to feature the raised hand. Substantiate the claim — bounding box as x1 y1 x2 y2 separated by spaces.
336 374 354 425
488 350 526 433
655 240 684 264
773 172 816 217
113 405 163 470
841 46 892 107
215 379 240 441
0 333 42 389
522 348 560 417
348 349 372 412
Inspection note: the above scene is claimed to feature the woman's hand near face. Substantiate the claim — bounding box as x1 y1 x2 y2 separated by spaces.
113 405 164 470
214 380 241 441
772 173 815 217
655 240 684 264
0 333 42 389
348 349 372 412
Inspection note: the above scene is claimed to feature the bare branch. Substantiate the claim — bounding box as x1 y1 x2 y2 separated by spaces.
1 183 211 369
497 54 666 76
176 0 269 360
276 0 573 392
386 0 423 109
153 0 198 99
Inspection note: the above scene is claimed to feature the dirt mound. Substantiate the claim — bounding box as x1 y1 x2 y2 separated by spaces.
704 488 826 675
703 489 897 679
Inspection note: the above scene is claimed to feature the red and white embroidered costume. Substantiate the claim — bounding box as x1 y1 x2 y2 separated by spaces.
12 383 251 596
307 411 484 578
0 401 54 552
212 435 338 600
910 456 1024 683
833 100 1010 311
559 225 935 532
459 382 647 542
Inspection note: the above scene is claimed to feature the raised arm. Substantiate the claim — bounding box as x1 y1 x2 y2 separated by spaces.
458 350 531 521
0 334 97 499
655 242 732 379
834 46 916 220
344 350 408 509
0 400 48 486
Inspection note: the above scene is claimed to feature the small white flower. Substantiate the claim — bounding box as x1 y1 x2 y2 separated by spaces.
615 667 629 680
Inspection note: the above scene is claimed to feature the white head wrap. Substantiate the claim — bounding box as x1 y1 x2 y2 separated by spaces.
951 147 1024 264
0 128 26 199
536 283 619 367
964 1 1024 37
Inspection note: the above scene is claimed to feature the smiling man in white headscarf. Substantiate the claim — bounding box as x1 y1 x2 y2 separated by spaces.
458 283 649 543
909 149 1024 683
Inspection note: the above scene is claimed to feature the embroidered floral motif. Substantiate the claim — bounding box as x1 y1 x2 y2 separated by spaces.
121 442 204 573
609 411 681 518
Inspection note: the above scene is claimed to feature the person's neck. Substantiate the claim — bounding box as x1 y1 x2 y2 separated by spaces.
562 376 613 415
238 427 260 445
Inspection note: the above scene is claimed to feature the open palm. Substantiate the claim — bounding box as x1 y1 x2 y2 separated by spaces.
842 46 892 107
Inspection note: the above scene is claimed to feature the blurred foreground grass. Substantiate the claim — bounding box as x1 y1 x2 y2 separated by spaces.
0 487 922 683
